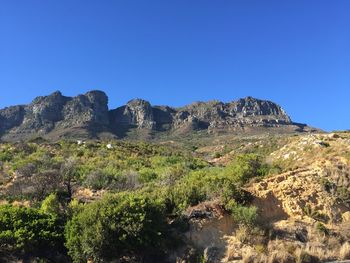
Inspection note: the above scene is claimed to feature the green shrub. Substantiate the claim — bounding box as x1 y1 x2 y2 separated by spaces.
138 168 158 183
223 154 269 184
163 168 226 213
151 155 184 167
83 170 115 190
185 158 208 170
65 193 168 262
167 180 207 212
225 201 258 226
40 193 60 216
0 205 64 253
0 149 13 162
221 180 253 205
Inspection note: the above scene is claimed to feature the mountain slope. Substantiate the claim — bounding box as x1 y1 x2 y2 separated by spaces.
0 90 316 141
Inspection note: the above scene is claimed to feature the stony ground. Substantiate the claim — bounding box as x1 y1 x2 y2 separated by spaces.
176 132 350 262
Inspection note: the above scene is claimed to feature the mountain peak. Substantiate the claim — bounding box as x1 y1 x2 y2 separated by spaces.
126 98 151 107
0 90 315 141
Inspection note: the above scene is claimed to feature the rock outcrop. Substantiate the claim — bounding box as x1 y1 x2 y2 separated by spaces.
59 90 109 128
110 99 155 129
0 90 109 140
248 133 350 223
0 90 313 141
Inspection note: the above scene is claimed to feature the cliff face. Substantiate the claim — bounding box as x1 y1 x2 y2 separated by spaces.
0 91 110 140
0 90 311 141
110 99 156 129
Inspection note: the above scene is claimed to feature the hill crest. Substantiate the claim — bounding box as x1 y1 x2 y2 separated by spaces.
0 90 315 141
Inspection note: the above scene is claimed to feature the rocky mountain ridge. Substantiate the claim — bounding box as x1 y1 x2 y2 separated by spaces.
0 90 313 141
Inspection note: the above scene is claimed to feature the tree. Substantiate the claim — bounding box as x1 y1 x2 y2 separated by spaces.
31 170 61 200
60 157 77 201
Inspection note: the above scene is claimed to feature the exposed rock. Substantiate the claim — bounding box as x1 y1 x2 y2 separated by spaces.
170 97 293 134
0 90 109 140
19 91 68 133
185 201 226 220
181 201 235 263
0 105 25 132
106 143 113 149
248 134 350 224
0 90 314 141
110 99 155 129
59 90 109 128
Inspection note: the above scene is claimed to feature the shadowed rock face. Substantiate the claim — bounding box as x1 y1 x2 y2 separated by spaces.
20 91 68 132
110 99 155 129
0 90 310 141
59 90 109 128
0 90 109 139
0 105 25 132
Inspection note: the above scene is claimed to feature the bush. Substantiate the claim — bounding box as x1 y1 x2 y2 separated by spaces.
0 149 13 162
164 166 256 214
40 193 61 216
83 170 114 190
221 180 253 205
0 205 64 254
65 193 168 262
165 169 218 213
224 154 269 184
138 168 158 183
166 180 207 213
160 164 187 185
226 201 258 226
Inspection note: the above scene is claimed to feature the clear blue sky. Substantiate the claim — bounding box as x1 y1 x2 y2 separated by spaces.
0 1 349 131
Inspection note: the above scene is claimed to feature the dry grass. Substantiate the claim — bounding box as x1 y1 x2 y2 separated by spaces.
242 248 267 263
267 250 295 263
225 247 239 261
231 237 350 263
254 244 267 254
235 225 265 245
242 253 256 263
294 248 320 263
242 248 295 263
339 242 350 260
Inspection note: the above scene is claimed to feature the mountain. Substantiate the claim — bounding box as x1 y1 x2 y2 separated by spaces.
0 90 316 141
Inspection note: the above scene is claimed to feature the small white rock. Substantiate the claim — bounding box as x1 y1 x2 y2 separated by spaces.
106 143 113 149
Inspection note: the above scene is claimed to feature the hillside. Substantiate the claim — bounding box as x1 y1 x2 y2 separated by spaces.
0 90 317 142
0 131 349 262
